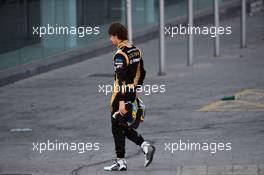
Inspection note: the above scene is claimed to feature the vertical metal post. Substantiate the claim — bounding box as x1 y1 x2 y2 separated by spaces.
241 0 247 48
214 0 220 56
158 0 166 75
187 0 194 66
126 0 133 43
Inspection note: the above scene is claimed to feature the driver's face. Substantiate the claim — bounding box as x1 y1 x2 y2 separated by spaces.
109 35 119 46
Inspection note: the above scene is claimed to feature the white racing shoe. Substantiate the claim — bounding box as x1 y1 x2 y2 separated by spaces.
104 159 127 171
141 141 156 167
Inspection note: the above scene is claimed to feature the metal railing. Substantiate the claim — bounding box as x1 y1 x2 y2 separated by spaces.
125 0 248 75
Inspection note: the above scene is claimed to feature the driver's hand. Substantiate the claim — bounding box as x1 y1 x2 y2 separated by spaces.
118 101 127 116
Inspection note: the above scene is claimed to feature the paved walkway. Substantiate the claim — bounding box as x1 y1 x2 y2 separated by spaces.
0 11 264 175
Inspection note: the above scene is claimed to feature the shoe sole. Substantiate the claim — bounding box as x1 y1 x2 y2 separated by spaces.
119 167 127 171
104 166 127 171
104 168 127 171
145 146 155 167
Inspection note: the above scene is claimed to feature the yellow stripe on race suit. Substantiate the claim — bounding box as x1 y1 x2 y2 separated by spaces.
134 62 141 86
117 40 132 49
109 79 119 112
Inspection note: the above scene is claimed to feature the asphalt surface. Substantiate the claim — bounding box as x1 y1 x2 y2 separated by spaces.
0 11 264 175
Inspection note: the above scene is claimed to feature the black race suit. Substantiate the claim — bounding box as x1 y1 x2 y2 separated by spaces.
110 40 146 158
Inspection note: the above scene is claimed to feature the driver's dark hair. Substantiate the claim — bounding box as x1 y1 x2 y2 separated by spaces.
108 22 128 40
